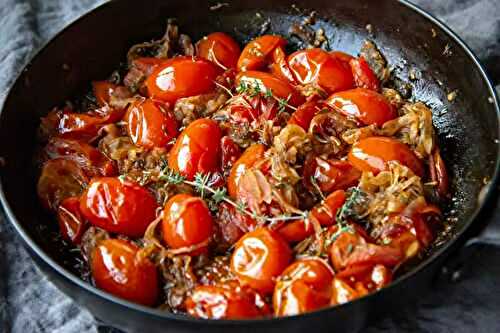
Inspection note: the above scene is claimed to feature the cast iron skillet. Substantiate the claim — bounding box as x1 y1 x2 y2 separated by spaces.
0 0 499 332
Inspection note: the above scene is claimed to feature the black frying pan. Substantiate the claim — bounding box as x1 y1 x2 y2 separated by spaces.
0 0 499 332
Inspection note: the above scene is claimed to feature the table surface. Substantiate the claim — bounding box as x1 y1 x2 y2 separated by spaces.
0 0 499 332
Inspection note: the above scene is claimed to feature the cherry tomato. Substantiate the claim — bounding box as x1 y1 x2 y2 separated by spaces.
228 143 266 198
125 98 178 149
237 35 287 72
278 190 346 243
287 101 323 130
124 57 166 91
326 88 396 126
348 136 424 176
91 239 159 306
273 258 334 316
167 118 222 180
185 281 270 319
57 196 87 244
336 264 392 292
162 194 213 254
79 177 158 237
231 228 292 294
330 277 363 306
270 46 296 83
349 57 380 91
37 159 89 211
92 81 119 106
215 202 257 247
196 32 241 70
331 51 355 65
235 71 304 107
44 138 116 177
146 56 220 104
303 155 361 194
221 136 242 172
288 48 354 94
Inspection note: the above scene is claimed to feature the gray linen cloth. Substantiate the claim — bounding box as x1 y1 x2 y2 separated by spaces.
0 0 499 332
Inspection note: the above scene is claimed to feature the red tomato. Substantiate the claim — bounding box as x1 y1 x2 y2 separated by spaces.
225 94 279 124
331 51 355 65
273 258 334 316
348 136 424 176
145 56 220 104
37 159 89 211
125 98 178 149
288 48 354 94
92 81 119 106
162 194 213 254
220 136 242 172
235 71 304 107
91 239 159 306
44 138 116 177
231 228 292 294
326 88 396 126
303 155 361 194
330 277 363 305
79 177 158 237
287 101 322 130
270 46 296 83
57 196 87 244
185 281 270 319
228 143 266 198
196 32 241 70
336 264 392 292
349 57 380 91
124 57 166 91
215 202 257 247
237 35 287 72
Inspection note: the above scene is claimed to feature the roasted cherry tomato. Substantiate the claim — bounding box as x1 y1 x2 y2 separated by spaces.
57 196 88 244
287 101 323 130
220 136 242 172
235 71 304 107
162 194 213 254
349 57 380 91
228 143 266 198
348 136 424 176
331 51 355 65
80 177 158 237
146 56 220 104
231 228 292 294
330 277 363 305
225 93 279 124
278 190 346 243
186 281 270 319
92 81 119 106
270 46 296 83
167 118 222 180
273 258 334 316
125 98 178 149
124 57 166 91
37 159 89 211
91 239 159 306
215 202 257 247
337 264 392 292
303 155 361 195
326 88 396 126
196 32 241 70
44 138 116 177
237 35 287 72
288 48 354 94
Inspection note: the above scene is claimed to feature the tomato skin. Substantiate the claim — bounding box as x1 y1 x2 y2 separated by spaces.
273 258 334 316
326 88 396 126
92 81 119 106
348 136 424 176
215 202 257 247
337 264 392 292
288 48 354 94
162 194 213 254
37 159 89 211
235 71 304 107
287 101 322 130
231 228 292 294
228 144 266 198
57 196 88 244
349 57 380 91
145 56 220 104
185 281 270 319
270 46 296 83
220 136 242 172
79 177 158 237
91 239 159 306
125 98 178 149
168 118 222 180
303 155 361 194
330 277 362 305
196 32 241 70
237 35 287 72
331 51 355 65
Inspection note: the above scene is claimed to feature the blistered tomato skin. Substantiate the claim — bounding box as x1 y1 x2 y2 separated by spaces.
167 118 222 180
237 35 287 72
230 228 292 294
228 144 266 198
79 177 158 238
196 32 241 70
145 56 220 104
162 194 213 254
125 98 178 149
57 196 87 244
348 136 424 176
91 239 159 306
326 88 397 126
287 101 322 130
349 57 380 91
92 81 119 106
273 258 334 316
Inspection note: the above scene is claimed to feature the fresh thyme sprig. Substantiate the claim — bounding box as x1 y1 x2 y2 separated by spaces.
235 79 297 112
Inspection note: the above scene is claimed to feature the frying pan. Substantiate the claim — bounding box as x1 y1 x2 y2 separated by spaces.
0 0 499 332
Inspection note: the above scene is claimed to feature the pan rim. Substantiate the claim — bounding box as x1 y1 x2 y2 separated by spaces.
0 0 499 326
